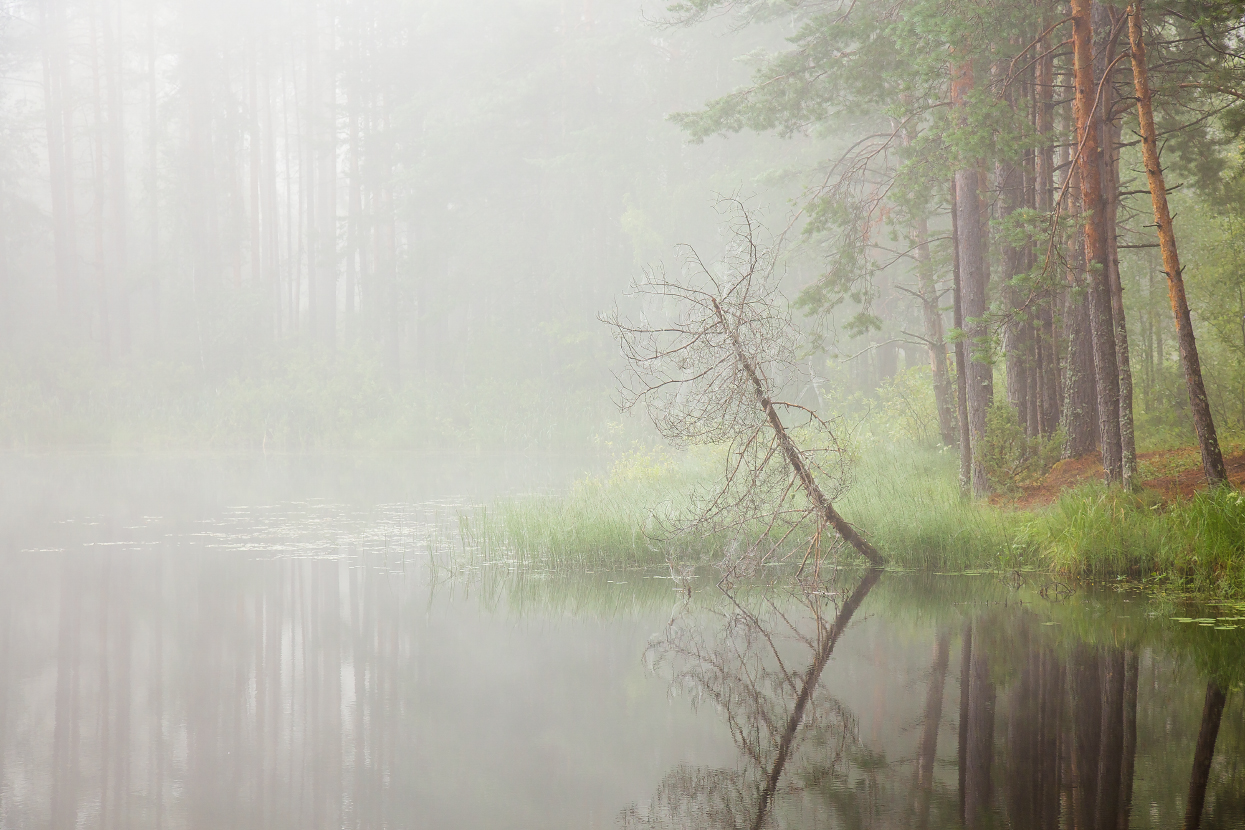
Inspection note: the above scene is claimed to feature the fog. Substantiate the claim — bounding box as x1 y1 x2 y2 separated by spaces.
4 1 1245 828
0 0 851 450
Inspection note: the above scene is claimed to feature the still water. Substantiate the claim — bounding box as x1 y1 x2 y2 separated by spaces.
1 454 1243 829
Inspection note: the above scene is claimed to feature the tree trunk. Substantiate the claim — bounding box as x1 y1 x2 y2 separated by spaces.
999 151 1032 434
42 0 81 329
1183 681 1227 830
102 0 128 353
1128 0 1228 486
1072 0 1123 484
147 0 159 341
952 57 992 498
712 297 885 567
317 0 338 349
952 178 973 495
1096 2 1137 488
90 0 113 363
1035 39 1061 437
1062 86 1099 459
916 215 957 446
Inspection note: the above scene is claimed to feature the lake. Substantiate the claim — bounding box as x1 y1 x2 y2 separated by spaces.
0 454 1241 829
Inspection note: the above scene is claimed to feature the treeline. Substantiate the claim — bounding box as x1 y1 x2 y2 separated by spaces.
0 0 800 448
671 0 1245 495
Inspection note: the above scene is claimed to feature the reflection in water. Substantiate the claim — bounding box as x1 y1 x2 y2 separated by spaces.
628 572 1245 830
0 519 1243 828
621 570 880 830
3 547 732 830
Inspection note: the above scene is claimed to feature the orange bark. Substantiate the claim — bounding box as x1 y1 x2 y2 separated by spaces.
1127 0 1228 486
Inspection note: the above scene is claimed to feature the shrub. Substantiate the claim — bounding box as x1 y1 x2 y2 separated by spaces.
980 401 1063 493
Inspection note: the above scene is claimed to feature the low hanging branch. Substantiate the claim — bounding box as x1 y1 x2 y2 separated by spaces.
602 198 884 570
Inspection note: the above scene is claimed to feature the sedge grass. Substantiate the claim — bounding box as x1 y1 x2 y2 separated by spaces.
459 442 1245 597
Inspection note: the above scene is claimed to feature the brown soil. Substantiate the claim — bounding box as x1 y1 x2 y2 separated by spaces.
992 447 1245 510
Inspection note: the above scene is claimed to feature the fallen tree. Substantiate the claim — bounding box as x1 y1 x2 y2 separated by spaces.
602 198 884 570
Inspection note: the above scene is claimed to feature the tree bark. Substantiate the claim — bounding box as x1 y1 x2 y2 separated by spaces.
1072 0 1123 484
999 150 1032 434
1061 71 1099 459
916 215 957 446
1035 39 1062 437
713 297 885 567
952 57 992 498
1128 0 1228 486
1096 2 1137 488
952 178 973 495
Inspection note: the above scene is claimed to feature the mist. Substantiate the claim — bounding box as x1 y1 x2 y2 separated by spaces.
4 0 1245 827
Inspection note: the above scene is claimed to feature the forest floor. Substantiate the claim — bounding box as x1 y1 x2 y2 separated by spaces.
994 445 1245 509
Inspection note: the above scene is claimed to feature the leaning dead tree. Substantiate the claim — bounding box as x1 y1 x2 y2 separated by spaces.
602 199 884 569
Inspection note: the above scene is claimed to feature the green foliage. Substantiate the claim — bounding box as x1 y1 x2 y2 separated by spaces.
1022 484 1245 595
979 401 1064 494
459 439 1245 598
837 443 1022 572
860 366 944 447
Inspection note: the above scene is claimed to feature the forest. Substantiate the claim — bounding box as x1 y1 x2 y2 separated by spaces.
5 1 1245 824
0 0 1235 460
2 0 1245 562
1 0 1240 468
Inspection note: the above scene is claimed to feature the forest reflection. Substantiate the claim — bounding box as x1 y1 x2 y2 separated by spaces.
1 551 1243 830
625 571 1245 830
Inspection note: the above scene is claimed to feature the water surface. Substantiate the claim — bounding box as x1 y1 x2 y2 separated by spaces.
0 454 1242 829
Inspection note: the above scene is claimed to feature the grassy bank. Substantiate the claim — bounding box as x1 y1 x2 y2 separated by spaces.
462 443 1245 596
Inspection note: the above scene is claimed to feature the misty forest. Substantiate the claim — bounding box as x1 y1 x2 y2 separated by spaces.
4 0 1245 827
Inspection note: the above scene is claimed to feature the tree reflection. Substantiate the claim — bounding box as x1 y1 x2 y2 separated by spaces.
622 569 880 829
0 550 1240 829
627 576 1243 830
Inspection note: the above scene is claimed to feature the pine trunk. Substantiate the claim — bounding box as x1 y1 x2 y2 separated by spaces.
1035 37 1062 436
953 57 992 498
952 178 973 495
916 214 957 446
1128 0 1228 486
1096 1 1137 488
1072 0 1123 484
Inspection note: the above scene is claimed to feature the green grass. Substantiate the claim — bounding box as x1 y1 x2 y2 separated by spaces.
836 445 1023 572
456 445 727 570
459 442 1245 597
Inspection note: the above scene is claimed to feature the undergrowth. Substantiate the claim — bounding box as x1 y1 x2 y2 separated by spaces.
462 441 1245 597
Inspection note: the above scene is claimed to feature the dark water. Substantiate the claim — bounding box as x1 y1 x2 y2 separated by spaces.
1 455 1243 829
